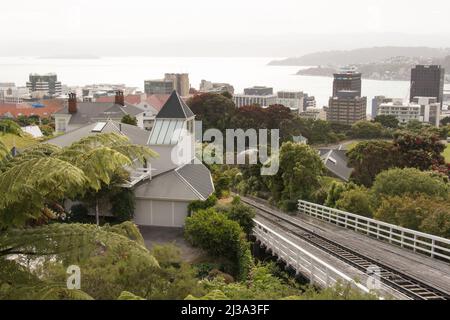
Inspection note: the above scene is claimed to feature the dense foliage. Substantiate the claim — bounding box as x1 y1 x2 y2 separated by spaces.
0 133 157 228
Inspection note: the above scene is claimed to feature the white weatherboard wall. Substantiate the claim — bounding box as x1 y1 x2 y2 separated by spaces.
134 199 189 227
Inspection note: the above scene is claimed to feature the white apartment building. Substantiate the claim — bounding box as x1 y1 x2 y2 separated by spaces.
233 94 277 108
299 107 327 121
0 83 29 103
411 96 441 127
377 99 420 124
276 91 304 114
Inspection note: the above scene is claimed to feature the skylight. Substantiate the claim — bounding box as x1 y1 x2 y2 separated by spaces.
92 122 107 132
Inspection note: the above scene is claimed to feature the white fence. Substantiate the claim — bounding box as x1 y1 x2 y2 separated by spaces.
298 200 450 263
253 219 372 294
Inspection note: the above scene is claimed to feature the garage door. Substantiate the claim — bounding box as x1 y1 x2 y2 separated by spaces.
134 200 189 227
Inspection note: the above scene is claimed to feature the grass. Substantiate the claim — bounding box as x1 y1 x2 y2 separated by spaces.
0 133 39 149
443 144 450 163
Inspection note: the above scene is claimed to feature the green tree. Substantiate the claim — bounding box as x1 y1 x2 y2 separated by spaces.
350 120 386 139
374 115 399 129
394 131 445 171
0 222 159 300
121 114 137 126
325 181 356 207
0 119 23 136
0 140 9 162
0 133 157 228
405 119 423 131
371 168 449 203
110 188 136 221
441 116 450 126
267 142 325 205
187 93 236 132
335 187 373 217
374 195 450 237
347 140 399 187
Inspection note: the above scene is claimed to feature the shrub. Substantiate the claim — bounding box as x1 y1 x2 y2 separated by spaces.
224 201 256 235
184 208 253 280
188 195 218 213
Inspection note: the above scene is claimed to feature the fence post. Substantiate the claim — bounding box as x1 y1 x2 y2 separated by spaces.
431 239 435 258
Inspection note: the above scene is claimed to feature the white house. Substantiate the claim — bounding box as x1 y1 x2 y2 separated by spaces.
47 91 214 227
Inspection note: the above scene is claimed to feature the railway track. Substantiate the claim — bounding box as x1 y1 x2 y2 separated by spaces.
242 196 450 300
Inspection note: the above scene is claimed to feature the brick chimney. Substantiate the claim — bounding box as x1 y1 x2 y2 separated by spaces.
68 92 77 114
115 90 125 106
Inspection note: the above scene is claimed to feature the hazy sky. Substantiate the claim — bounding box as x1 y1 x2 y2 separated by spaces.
3 0 450 40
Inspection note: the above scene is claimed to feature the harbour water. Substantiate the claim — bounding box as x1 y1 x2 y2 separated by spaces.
0 56 426 111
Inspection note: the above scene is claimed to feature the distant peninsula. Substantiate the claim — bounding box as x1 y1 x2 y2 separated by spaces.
269 47 450 82
268 47 450 66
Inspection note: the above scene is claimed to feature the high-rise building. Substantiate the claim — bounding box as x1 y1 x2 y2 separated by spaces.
164 73 190 96
332 71 362 97
327 92 367 125
26 73 62 97
410 65 445 106
144 79 175 95
327 70 366 125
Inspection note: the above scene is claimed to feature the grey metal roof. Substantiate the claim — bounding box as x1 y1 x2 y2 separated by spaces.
176 162 215 200
55 102 143 125
134 160 214 201
133 170 202 201
318 149 353 182
155 90 194 119
46 120 151 147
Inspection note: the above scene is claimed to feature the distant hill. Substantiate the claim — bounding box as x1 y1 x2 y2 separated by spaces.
269 47 450 66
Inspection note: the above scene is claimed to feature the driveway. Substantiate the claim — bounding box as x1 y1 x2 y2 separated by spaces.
138 226 204 262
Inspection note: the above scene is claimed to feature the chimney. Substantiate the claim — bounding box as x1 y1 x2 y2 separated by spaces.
115 90 125 106
68 92 77 114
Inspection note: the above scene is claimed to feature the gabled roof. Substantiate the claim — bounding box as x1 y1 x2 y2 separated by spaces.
145 94 170 112
134 160 214 201
318 148 353 182
46 120 151 147
156 90 194 119
54 102 143 125
176 162 215 200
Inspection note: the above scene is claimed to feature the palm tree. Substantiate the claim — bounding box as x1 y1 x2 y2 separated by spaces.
0 133 157 228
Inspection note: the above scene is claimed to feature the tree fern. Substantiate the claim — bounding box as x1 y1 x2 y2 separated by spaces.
0 158 86 227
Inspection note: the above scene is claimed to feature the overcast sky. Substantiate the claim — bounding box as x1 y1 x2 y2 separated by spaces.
2 0 450 40
2 0 450 57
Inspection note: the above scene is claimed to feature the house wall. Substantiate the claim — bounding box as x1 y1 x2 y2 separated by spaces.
134 199 190 227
